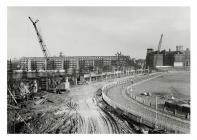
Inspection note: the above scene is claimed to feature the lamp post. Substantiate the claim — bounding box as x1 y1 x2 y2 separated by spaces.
155 96 158 129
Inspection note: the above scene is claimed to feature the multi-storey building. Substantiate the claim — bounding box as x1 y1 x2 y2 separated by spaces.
146 46 190 69
20 57 46 71
18 55 131 74
64 57 79 75
174 53 185 67
184 48 190 66
47 57 64 70
7 59 21 71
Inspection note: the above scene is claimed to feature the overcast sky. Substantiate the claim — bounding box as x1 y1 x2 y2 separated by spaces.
7 7 190 59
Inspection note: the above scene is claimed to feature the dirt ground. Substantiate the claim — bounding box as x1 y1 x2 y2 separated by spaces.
7 77 136 134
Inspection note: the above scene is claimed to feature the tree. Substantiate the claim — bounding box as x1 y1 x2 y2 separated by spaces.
112 52 129 71
135 59 145 69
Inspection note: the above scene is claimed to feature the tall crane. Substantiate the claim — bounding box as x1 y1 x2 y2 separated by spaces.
154 34 163 68
28 17 50 65
157 34 163 53
28 17 69 92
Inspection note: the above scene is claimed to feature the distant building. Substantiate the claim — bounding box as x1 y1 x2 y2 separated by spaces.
18 55 131 74
7 60 12 71
176 45 184 52
163 49 175 66
146 46 190 69
7 59 21 71
174 53 185 67
20 57 46 71
47 57 64 70
153 54 163 67
145 48 154 68
184 48 190 66
64 56 79 75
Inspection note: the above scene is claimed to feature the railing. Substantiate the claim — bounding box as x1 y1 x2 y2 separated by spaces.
101 74 190 133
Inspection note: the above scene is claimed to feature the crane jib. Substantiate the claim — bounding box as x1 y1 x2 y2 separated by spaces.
28 17 50 60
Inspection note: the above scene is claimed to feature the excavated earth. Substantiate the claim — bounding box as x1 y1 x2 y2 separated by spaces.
8 78 140 134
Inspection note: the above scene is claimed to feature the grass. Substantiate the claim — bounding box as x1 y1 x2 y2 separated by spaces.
132 71 190 100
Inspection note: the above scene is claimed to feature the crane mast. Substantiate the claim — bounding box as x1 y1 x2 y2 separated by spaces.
28 17 49 61
28 17 67 92
154 34 163 68
157 34 163 52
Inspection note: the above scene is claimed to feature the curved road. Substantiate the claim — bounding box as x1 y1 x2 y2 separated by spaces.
105 74 190 133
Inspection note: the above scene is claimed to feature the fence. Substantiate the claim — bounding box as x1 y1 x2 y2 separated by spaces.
101 74 190 133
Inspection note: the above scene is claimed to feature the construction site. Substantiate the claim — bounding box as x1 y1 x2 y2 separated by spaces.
7 17 146 134
7 16 190 134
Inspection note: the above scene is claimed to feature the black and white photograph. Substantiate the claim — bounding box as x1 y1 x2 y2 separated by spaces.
5 5 191 134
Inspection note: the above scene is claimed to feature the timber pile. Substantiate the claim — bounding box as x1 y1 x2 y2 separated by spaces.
7 89 80 134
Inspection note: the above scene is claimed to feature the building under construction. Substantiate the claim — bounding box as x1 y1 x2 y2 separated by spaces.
146 45 190 69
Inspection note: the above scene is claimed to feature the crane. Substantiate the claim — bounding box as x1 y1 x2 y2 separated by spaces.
28 17 69 93
157 34 163 53
154 34 163 68
28 17 50 69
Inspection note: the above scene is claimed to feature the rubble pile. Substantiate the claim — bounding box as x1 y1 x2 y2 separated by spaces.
8 95 80 134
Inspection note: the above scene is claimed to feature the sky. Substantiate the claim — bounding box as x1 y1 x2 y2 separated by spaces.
7 7 190 59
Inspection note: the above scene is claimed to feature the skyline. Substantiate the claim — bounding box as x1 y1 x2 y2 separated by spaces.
8 7 190 59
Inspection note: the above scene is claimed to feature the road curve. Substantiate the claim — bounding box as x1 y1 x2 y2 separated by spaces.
104 75 190 133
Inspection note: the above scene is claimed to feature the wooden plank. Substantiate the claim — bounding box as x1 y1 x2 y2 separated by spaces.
8 88 18 104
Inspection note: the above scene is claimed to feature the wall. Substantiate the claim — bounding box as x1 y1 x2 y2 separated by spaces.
101 74 189 133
